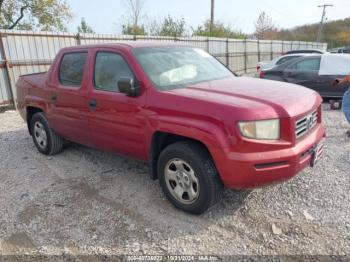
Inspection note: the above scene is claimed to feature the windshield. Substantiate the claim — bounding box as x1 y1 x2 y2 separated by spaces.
133 47 234 90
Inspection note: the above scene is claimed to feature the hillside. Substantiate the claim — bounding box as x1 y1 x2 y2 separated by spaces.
276 17 350 48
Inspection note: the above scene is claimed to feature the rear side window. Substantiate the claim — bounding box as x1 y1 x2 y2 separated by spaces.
276 56 300 65
293 58 320 71
59 52 88 87
94 52 133 92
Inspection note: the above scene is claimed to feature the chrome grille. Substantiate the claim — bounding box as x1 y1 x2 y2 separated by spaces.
295 110 318 138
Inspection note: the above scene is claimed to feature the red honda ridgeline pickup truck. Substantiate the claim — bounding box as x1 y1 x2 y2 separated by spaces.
16 42 325 214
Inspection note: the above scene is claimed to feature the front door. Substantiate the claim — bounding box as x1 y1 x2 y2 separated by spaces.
87 50 147 160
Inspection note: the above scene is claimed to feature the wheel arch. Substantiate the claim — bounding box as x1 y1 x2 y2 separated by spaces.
148 131 215 180
26 106 44 135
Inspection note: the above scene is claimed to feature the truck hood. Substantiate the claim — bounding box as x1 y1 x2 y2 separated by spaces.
168 76 321 119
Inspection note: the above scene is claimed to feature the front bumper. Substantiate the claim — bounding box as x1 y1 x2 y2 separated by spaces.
210 123 326 189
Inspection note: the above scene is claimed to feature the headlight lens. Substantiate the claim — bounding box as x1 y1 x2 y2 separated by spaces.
238 119 280 140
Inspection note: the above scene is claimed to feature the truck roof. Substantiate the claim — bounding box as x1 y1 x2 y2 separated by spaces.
61 41 189 51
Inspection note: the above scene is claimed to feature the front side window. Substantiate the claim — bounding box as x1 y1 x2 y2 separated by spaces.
133 47 233 90
94 52 133 92
293 58 321 71
59 52 87 87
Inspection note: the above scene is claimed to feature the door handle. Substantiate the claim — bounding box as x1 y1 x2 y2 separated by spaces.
51 94 57 103
89 99 97 110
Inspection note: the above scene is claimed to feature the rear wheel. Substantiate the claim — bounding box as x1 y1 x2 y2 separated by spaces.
30 112 64 155
158 141 223 214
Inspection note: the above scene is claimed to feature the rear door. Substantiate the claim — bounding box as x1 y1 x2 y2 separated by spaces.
46 50 91 145
315 74 339 97
282 57 321 92
317 57 349 98
87 48 147 160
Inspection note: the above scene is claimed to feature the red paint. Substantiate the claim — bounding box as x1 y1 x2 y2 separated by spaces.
259 70 265 78
16 43 326 189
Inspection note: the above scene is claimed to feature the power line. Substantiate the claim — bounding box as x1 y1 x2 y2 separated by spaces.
316 4 333 42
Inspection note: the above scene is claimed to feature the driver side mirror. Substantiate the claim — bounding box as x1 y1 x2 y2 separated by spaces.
118 77 140 97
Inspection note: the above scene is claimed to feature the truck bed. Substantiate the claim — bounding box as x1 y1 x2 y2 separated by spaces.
16 72 48 120
20 72 48 88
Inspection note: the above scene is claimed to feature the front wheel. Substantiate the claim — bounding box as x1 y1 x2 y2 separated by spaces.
158 141 223 214
30 112 64 155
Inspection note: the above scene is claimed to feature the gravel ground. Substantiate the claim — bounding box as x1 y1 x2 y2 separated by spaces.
0 105 349 257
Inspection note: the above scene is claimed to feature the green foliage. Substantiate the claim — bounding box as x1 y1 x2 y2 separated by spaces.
122 24 147 35
121 0 147 35
193 20 246 39
0 0 72 31
77 18 94 34
157 15 186 37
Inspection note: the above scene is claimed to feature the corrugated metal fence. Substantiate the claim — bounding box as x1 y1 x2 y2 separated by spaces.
0 29 327 107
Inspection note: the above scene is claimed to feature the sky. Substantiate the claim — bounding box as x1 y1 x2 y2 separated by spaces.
67 0 350 35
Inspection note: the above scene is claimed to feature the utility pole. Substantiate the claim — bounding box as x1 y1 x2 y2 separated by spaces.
210 0 215 36
316 4 333 42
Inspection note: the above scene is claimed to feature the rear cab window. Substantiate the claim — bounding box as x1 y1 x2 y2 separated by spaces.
59 52 88 87
276 56 300 65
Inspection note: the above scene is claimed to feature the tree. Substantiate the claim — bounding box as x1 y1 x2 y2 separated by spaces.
0 0 72 31
77 18 94 34
335 31 350 47
193 20 246 39
254 12 277 39
121 0 146 35
271 17 350 48
151 15 186 37
122 24 146 35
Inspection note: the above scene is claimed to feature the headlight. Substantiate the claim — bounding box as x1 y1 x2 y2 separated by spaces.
238 119 280 140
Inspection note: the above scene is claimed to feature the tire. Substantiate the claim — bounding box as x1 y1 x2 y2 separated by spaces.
158 141 224 215
30 112 64 155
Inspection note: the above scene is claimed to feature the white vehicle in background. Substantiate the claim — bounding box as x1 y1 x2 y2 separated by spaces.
256 54 314 76
284 49 328 55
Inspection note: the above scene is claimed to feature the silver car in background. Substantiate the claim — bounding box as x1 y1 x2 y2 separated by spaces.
256 54 314 76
